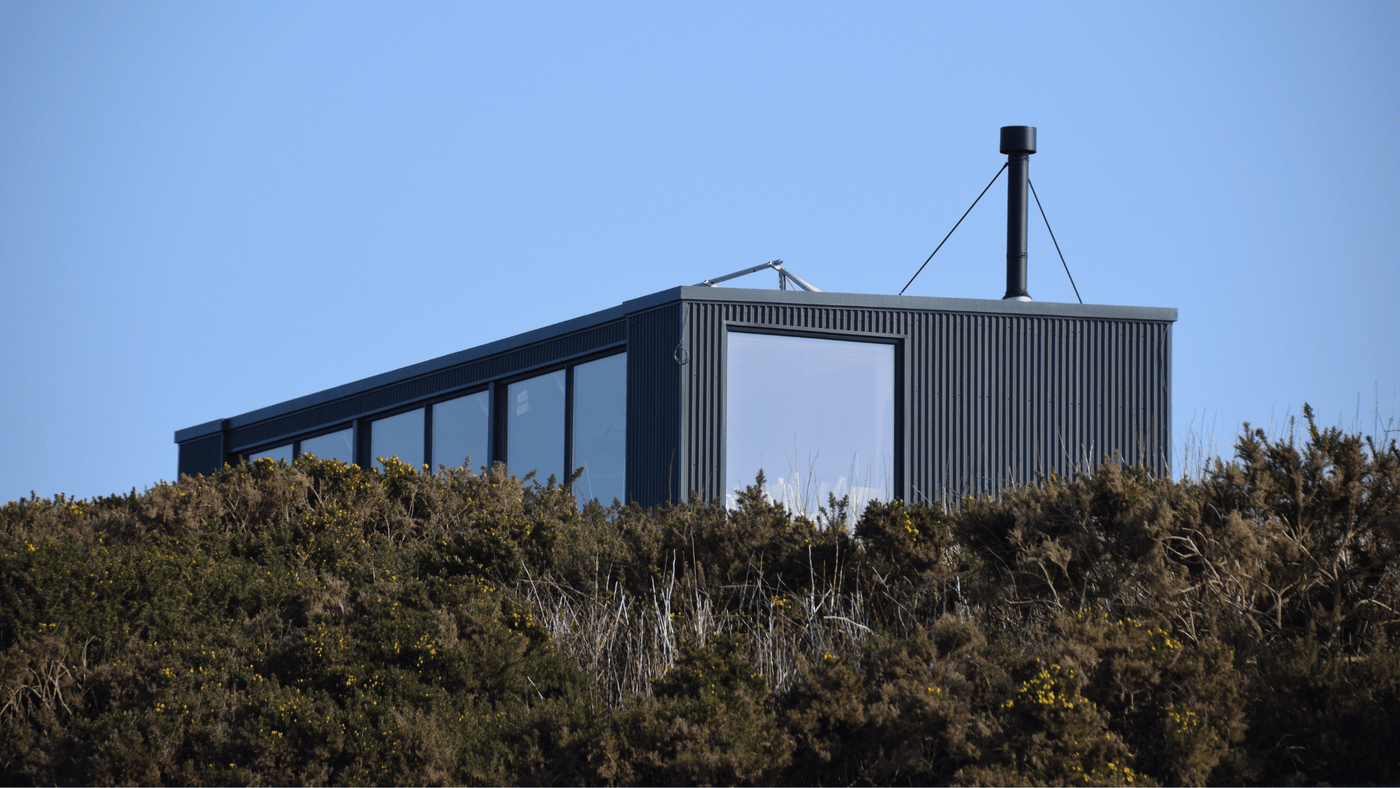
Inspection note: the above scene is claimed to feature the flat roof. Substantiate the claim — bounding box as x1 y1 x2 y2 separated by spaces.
176 287 1176 442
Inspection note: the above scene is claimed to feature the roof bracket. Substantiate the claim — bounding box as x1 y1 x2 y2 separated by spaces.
694 259 821 292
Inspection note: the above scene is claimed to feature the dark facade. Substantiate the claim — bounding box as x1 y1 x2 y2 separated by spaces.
175 286 1175 510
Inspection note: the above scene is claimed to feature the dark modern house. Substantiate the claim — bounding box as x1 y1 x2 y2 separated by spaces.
174 128 1176 513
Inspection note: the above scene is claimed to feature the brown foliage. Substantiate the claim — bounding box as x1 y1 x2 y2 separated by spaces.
3 412 1400 785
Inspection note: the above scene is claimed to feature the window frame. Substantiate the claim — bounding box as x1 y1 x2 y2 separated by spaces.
367 405 427 471
496 348 628 501
570 350 628 506
294 423 359 465
424 386 492 473
720 324 907 511
235 347 627 501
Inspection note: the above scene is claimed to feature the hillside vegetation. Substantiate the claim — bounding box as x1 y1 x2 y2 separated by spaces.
3 409 1399 785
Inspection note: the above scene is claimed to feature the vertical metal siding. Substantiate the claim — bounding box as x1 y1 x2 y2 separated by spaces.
625 304 682 507
178 433 225 478
679 299 1171 505
681 301 726 502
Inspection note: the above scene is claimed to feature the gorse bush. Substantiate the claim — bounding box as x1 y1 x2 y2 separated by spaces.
0 459 588 785
589 635 791 785
3 410 1399 785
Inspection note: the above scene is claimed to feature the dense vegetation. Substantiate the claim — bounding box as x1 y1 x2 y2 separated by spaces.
3 408 1399 785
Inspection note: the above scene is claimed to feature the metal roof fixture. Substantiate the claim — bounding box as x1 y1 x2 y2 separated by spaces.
900 126 1050 299
1001 125 1036 301
709 127 1045 302
695 259 821 292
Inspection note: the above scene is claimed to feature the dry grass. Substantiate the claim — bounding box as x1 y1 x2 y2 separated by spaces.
515 549 880 705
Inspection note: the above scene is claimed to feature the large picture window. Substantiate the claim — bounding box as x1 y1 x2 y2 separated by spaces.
725 332 894 518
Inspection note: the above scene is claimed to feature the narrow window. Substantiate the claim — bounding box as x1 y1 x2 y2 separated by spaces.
432 391 490 472
572 352 626 506
300 427 355 465
251 444 293 463
371 408 424 471
507 369 566 484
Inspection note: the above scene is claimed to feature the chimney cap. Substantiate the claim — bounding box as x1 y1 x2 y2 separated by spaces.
1000 126 1037 155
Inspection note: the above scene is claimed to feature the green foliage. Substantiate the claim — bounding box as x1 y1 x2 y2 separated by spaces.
780 653 869 784
655 478 828 604
1242 634 1400 785
831 630 988 785
0 459 590 785
855 499 969 630
954 462 1190 630
972 655 1147 787
3 411 1399 785
856 499 955 582
588 635 791 786
1053 613 1245 786
1198 407 1400 649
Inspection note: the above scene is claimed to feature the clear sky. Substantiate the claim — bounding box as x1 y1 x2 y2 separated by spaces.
2 1 1396 504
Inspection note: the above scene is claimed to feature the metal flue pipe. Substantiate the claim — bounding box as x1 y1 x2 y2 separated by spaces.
1000 125 1036 301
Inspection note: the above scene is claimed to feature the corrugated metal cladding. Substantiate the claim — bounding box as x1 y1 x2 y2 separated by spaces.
676 299 1171 505
679 301 728 504
177 433 225 478
624 304 682 507
227 320 626 452
917 313 1170 502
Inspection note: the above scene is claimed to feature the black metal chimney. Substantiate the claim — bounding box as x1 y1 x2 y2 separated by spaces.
1000 125 1036 301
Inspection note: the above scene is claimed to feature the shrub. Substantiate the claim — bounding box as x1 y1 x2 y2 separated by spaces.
1055 612 1245 785
587 635 791 786
855 499 967 631
4 412 1400 785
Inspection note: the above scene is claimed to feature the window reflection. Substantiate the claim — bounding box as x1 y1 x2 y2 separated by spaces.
725 332 894 520
371 408 424 471
572 353 626 506
507 370 565 484
433 391 489 472
251 444 293 463
300 427 355 465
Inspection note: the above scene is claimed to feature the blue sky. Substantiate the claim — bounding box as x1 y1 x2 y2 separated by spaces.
2 1 1396 504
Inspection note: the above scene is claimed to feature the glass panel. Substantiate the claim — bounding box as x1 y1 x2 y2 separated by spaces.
371 408 424 471
433 391 490 471
572 353 626 506
299 427 355 465
725 332 894 520
507 369 565 484
251 444 293 463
